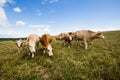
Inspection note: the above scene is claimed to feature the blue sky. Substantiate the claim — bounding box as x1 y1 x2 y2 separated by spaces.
0 0 120 38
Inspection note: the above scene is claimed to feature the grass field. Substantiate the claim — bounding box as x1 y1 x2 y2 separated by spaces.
0 31 120 80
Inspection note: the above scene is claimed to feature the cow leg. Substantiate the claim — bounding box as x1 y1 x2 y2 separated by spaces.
68 41 72 48
63 41 66 46
31 52 34 58
17 48 20 53
68 46 70 48
43 50 45 54
43 47 46 54
84 40 88 49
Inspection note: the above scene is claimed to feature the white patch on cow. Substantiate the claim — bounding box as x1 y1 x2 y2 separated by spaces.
47 44 53 56
29 42 36 53
69 36 72 41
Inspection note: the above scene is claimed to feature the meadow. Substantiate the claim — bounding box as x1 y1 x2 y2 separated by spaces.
0 31 120 80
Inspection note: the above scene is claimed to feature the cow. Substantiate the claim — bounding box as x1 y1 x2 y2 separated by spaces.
55 32 73 48
15 39 23 53
27 34 40 58
71 30 104 49
40 34 53 56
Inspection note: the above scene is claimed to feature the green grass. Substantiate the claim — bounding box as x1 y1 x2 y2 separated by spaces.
0 31 120 80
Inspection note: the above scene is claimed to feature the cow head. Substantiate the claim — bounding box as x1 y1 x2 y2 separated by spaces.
96 32 104 39
47 45 53 56
69 35 72 41
68 32 76 40
16 39 22 50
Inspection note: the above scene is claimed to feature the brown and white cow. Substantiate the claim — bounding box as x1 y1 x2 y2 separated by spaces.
72 30 104 49
55 32 73 48
40 34 53 56
16 39 23 53
27 34 40 58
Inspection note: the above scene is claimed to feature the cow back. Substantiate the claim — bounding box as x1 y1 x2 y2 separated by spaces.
40 34 52 47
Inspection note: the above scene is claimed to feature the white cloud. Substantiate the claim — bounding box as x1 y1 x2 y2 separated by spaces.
29 24 50 32
0 0 5 6
16 21 25 26
0 0 13 27
29 24 48 28
41 0 58 5
0 7 10 27
99 26 120 31
13 7 21 12
29 24 46 28
73 24 120 32
41 1 45 5
0 30 32 38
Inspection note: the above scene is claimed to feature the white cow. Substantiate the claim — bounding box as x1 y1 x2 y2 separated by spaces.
72 30 104 49
27 34 40 58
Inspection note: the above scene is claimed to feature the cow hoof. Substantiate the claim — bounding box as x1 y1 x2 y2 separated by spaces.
31 56 34 58
85 48 88 50
49 56 53 58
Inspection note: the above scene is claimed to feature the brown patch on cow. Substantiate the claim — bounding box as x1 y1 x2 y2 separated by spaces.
40 34 52 48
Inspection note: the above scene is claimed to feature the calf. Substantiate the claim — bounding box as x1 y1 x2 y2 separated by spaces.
72 30 104 49
40 34 53 56
27 34 40 58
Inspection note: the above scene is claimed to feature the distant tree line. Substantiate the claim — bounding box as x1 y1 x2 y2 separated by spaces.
0 38 27 41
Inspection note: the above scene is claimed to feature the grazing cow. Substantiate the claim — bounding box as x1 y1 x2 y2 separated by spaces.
16 39 22 53
55 32 73 48
72 30 104 49
61 33 72 48
27 34 40 58
40 34 53 56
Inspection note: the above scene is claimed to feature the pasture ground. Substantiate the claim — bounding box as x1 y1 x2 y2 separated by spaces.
0 31 120 80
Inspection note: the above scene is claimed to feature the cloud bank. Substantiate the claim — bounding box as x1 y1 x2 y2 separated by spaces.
0 0 12 27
